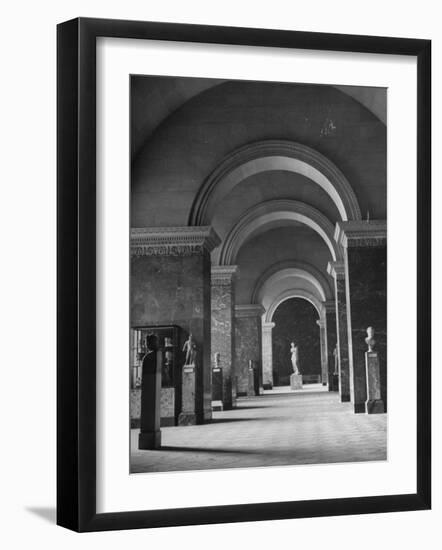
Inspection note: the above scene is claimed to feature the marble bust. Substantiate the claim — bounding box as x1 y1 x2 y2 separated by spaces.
365 326 376 352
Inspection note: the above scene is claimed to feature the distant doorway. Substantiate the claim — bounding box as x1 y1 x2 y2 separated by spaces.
272 298 321 386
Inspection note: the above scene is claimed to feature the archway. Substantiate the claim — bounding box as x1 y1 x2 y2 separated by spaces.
189 140 361 226
271 297 322 386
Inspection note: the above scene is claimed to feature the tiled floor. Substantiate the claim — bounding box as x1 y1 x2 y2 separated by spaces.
130 385 387 474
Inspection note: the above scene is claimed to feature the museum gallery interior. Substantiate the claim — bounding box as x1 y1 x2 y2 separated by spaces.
129 77 387 473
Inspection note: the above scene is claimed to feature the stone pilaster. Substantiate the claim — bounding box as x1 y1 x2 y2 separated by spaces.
327 261 351 402
323 300 337 388
262 322 275 390
130 226 220 424
335 221 387 413
211 265 238 410
316 319 328 387
234 305 265 396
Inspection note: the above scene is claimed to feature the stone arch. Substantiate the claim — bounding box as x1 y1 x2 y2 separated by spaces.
265 290 324 323
188 140 361 226
251 260 333 304
215 200 341 265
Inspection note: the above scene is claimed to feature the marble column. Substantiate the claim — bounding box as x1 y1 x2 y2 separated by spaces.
316 319 328 387
323 300 337 388
234 305 265 396
335 221 387 413
131 226 220 424
327 261 351 402
262 322 275 390
211 265 238 410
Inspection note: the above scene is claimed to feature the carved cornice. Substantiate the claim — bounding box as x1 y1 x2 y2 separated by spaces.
327 261 345 280
211 265 239 285
335 221 387 249
130 226 221 257
235 304 265 318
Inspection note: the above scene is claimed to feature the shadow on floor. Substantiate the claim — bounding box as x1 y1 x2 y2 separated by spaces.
26 506 56 524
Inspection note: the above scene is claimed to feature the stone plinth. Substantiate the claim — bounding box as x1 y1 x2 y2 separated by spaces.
324 301 337 389
139 350 162 449
211 266 238 410
365 351 385 414
234 305 264 396
327 261 351 402
131 226 220 424
290 373 303 390
247 362 255 396
316 319 328 388
335 221 387 413
178 363 197 425
211 367 223 401
262 322 275 389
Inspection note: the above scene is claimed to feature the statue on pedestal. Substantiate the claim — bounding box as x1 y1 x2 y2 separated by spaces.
333 345 339 375
365 326 376 352
183 333 197 365
290 342 300 375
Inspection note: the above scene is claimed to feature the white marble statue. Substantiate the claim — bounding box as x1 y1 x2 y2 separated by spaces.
365 327 376 352
290 342 299 374
183 333 197 365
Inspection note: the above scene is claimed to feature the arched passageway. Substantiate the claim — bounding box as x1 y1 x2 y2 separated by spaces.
129 75 387 473
271 298 321 386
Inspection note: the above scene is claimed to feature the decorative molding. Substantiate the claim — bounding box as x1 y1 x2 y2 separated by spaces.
323 300 336 313
327 261 345 280
188 140 362 226
316 319 326 329
252 259 333 303
334 221 387 249
235 304 266 318
262 322 276 331
211 265 239 285
130 226 221 257
217 199 341 265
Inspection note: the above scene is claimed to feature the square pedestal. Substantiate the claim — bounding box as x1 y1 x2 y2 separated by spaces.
290 373 303 390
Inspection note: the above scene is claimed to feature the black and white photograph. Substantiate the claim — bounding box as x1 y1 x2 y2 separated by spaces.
129 76 388 474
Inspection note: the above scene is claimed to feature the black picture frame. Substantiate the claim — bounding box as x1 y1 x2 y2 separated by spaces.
57 17 431 532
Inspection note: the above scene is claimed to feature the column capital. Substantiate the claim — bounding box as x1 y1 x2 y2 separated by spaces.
334 221 387 249
235 304 265 318
130 226 221 257
327 261 345 280
323 300 336 313
262 321 276 331
316 319 326 329
211 265 239 285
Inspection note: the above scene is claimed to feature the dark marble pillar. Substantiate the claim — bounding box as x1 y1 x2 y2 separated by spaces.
335 221 387 413
131 226 220 425
327 261 351 402
316 319 328 387
324 300 337 389
234 305 265 396
138 350 162 449
261 322 275 389
211 266 238 410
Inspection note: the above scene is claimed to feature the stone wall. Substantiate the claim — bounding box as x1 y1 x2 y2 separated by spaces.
234 316 262 395
131 250 212 422
211 272 236 408
272 298 321 385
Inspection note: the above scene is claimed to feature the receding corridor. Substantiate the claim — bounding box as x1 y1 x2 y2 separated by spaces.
130 385 387 473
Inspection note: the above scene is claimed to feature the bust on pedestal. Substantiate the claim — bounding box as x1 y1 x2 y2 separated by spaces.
365 327 385 414
290 342 303 390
